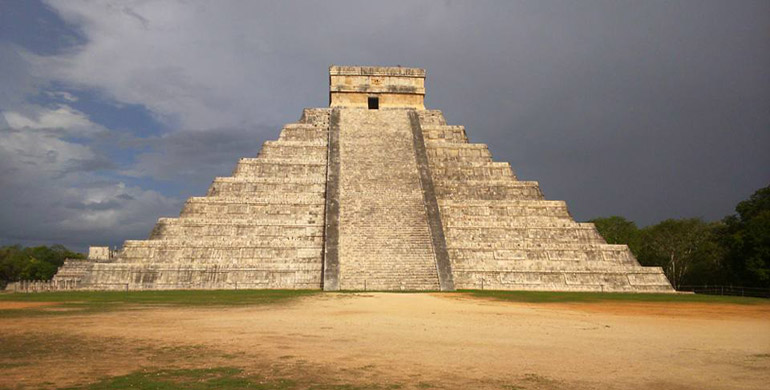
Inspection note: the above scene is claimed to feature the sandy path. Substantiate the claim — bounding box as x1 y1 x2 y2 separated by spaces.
1 293 769 389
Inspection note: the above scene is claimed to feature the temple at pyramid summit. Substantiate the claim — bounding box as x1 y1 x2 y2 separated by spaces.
47 66 674 292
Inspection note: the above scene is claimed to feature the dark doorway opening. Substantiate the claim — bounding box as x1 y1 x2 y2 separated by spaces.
368 97 379 110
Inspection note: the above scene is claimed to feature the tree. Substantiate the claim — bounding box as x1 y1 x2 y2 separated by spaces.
721 185 770 287
589 216 641 256
0 244 85 288
638 218 716 289
0 245 25 288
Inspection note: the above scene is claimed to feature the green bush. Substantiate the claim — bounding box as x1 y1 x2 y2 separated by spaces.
0 244 85 288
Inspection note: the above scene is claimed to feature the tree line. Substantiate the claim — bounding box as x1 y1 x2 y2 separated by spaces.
0 245 85 289
590 185 769 289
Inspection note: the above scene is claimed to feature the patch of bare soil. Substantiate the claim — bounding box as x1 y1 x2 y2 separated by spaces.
0 301 56 310
1 293 769 389
550 301 770 319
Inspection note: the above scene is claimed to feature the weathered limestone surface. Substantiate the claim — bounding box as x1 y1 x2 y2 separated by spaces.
329 66 425 109
334 109 440 290
88 246 114 261
48 65 673 293
53 109 331 290
417 110 673 292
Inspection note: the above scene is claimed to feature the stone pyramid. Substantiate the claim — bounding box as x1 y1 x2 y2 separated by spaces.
53 66 674 292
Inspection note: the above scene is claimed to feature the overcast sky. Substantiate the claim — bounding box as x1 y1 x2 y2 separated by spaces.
0 0 768 252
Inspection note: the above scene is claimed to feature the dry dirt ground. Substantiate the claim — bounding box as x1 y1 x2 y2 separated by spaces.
1 293 769 389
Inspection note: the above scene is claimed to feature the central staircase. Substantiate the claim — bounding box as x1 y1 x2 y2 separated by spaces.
336 109 440 290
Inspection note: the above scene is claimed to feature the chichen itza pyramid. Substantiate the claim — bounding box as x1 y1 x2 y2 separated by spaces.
51 66 674 292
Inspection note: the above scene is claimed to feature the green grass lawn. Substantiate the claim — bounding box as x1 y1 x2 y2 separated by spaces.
1 288 766 318
62 367 403 390
459 289 770 305
0 289 318 305
62 367 297 390
0 289 318 317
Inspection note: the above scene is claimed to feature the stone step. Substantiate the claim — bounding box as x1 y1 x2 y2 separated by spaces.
425 143 492 162
150 218 323 239
123 237 323 248
446 238 608 250
338 232 433 239
445 225 605 244
339 247 437 256
206 178 326 196
120 244 323 262
121 245 323 258
181 201 324 219
237 157 326 165
452 269 672 292
439 199 567 209
187 195 324 206
265 139 327 147
448 244 637 262
232 158 326 178
278 127 328 142
435 179 536 187
442 216 577 228
257 141 328 159
451 264 651 273
52 259 95 282
449 241 634 250
158 218 324 229
425 141 488 149
185 194 326 205
446 239 607 249
341 272 439 279
429 160 511 167
155 215 324 227
211 176 326 184
339 281 440 291
339 270 442 278
116 260 322 271
75 262 323 290
206 181 326 199
421 125 468 143
416 110 447 125
299 108 331 127
339 275 440 283
430 161 515 180
114 260 324 272
436 182 544 201
451 261 644 272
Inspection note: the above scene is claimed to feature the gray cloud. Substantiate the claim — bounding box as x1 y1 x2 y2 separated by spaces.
0 104 180 251
122 126 274 196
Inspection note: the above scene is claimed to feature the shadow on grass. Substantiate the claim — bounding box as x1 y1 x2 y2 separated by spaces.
61 367 294 390
0 331 406 390
62 366 404 390
0 290 319 318
458 289 770 305
3 288 766 318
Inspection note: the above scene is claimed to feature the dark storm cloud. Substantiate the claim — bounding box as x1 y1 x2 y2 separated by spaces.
123 126 273 196
319 0 769 224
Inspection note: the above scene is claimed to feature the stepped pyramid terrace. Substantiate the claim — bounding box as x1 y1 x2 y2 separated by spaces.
48 65 674 292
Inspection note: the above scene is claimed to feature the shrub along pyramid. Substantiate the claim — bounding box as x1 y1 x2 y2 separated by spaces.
52 66 673 292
